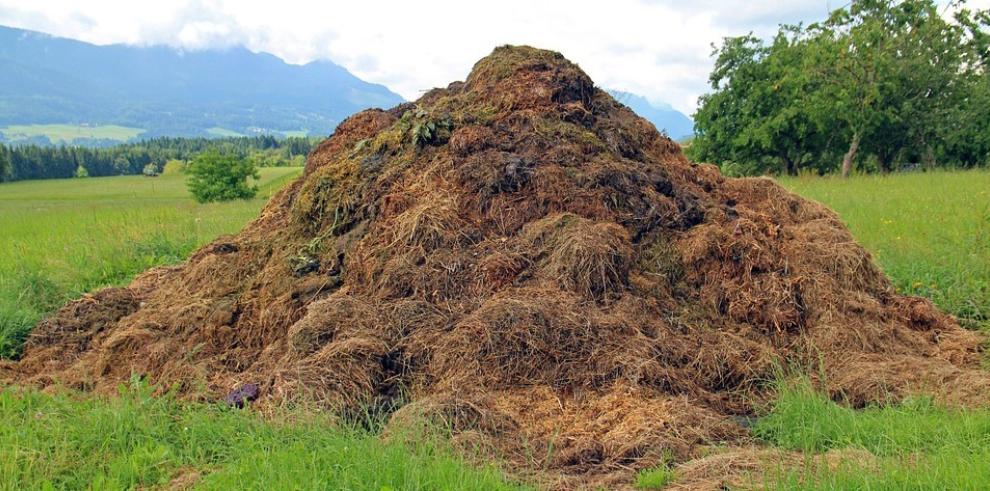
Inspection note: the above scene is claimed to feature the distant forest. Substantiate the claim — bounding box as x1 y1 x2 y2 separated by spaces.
0 136 318 183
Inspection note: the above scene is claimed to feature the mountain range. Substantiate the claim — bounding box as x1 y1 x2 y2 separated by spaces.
0 25 693 145
608 90 694 140
0 25 403 142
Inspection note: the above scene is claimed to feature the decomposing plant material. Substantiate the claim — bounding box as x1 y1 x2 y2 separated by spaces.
4 46 986 487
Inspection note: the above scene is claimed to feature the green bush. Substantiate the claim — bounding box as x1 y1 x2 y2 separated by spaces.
161 159 186 175
74 165 89 178
186 151 259 203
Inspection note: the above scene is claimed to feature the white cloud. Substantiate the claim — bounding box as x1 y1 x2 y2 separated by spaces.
0 0 984 115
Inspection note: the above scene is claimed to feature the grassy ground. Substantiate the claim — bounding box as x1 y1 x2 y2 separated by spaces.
0 124 146 144
0 167 527 489
0 167 302 358
754 380 990 489
0 382 525 490
779 169 990 326
0 169 988 489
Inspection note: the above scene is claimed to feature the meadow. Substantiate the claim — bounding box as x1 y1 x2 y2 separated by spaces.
0 169 988 489
0 381 524 490
0 124 146 144
0 167 302 358
205 127 245 138
779 170 990 327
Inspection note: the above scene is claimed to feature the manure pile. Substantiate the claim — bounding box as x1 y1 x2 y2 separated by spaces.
6 46 988 486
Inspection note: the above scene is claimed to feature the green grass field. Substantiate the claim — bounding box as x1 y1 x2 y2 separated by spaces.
779 170 990 327
0 382 524 490
751 380 990 489
0 167 302 358
1 169 988 489
279 129 310 138
0 124 146 144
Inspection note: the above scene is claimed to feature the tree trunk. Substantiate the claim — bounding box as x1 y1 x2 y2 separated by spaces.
841 132 861 178
878 153 891 173
922 145 936 171
782 156 797 176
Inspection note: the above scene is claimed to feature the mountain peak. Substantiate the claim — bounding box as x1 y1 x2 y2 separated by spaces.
608 89 693 139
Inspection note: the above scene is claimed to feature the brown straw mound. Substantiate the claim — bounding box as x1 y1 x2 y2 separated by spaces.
5 46 987 486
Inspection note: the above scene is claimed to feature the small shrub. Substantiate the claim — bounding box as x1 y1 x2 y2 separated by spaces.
74 165 89 178
142 163 160 177
162 160 186 175
186 151 259 203
0 304 37 359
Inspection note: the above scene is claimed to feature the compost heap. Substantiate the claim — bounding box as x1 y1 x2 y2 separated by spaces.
7 46 988 484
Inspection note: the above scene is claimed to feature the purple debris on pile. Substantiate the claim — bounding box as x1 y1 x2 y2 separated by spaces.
224 383 260 408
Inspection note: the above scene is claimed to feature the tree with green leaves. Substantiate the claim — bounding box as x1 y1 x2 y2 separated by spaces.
942 72 990 167
805 0 974 175
689 30 830 175
186 151 259 203
0 144 10 182
112 155 131 175
691 0 988 176
940 6 990 167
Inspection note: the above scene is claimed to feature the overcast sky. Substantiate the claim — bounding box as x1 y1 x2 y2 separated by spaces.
1 0 985 115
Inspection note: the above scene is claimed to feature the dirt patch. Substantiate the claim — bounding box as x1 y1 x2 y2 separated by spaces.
5 45 987 487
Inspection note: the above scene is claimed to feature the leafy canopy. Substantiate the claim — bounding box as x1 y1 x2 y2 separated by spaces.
186 150 259 203
689 0 989 176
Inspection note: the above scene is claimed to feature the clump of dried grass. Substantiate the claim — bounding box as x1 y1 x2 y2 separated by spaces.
521 213 634 299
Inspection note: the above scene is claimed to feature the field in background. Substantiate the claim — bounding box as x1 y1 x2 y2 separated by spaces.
0 124 146 144
204 127 310 138
780 169 990 327
0 167 302 357
0 169 988 489
205 127 245 138
0 125 313 145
